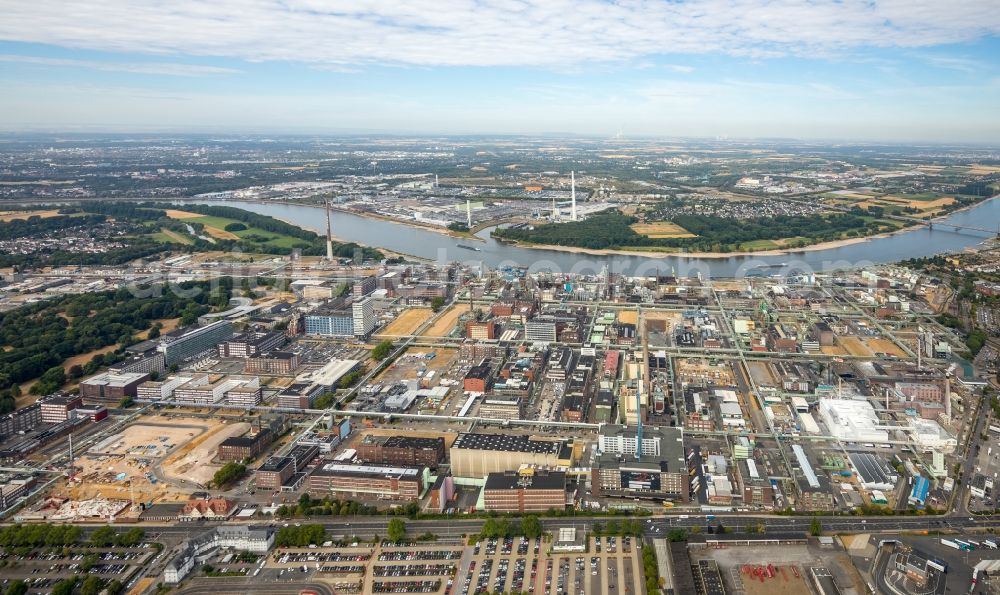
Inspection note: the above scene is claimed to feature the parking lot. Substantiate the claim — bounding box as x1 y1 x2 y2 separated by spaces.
243 535 647 595
0 546 152 594
459 535 645 595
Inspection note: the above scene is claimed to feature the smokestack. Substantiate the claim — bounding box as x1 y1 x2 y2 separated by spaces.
635 379 642 462
571 171 577 221
466 199 472 228
325 200 334 261
435 174 439 187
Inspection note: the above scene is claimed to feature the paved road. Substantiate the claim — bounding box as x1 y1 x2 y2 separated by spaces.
88 512 1000 543
178 579 333 595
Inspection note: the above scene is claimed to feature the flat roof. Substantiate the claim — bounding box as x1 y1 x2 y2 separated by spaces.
452 432 567 456
316 462 423 479
485 470 566 491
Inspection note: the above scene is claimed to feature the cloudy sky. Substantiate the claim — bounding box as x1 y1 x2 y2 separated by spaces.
1 0 998 142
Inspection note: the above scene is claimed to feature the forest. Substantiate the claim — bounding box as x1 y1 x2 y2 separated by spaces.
493 209 876 252
0 279 234 413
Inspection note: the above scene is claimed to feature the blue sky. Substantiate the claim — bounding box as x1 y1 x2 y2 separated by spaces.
0 0 998 142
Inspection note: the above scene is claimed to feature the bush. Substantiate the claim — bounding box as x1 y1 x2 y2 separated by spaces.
224 222 248 232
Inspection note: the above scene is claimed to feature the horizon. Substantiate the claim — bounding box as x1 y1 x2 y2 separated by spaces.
1 1 999 143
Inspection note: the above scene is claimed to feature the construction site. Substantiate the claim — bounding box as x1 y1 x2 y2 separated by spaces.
688 540 867 595
55 415 245 508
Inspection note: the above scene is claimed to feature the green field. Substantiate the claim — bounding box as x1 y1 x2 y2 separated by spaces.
159 213 312 251
739 239 780 250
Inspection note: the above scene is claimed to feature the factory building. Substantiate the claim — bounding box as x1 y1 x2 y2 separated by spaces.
449 433 574 479
817 398 888 443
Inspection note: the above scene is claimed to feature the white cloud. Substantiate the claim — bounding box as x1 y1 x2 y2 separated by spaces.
0 1 997 69
0 54 240 76
665 64 696 73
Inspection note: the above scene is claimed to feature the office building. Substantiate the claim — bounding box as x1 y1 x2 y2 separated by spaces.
0 403 41 440
157 320 234 365
463 359 493 393
244 351 300 375
307 462 427 501
218 331 285 358
525 320 557 343
79 371 150 404
352 297 375 338
0 473 36 509
277 382 324 409
483 468 567 513
38 393 83 424
353 275 377 298
356 435 446 468
466 320 496 340
255 456 295 490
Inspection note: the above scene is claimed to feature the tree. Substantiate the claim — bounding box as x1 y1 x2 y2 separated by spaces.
666 528 688 542
430 296 446 312
4 580 28 595
314 392 336 409
119 395 135 408
90 525 116 547
371 340 394 361
80 576 104 595
387 518 407 543
213 462 247 488
521 515 542 540
51 577 78 595
224 222 248 232
105 579 124 595
809 517 823 536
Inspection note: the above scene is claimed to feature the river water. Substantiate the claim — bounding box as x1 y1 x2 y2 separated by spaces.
188 198 999 277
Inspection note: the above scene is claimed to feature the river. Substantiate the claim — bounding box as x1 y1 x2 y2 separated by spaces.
187 198 1000 277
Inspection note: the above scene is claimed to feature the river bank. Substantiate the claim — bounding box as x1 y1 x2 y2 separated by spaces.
494 226 917 259
490 196 999 259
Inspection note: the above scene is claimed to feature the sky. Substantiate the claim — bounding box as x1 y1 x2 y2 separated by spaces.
0 0 999 142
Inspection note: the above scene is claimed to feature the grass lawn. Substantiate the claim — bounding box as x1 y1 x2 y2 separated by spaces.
151 228 194 245
739 239 780 250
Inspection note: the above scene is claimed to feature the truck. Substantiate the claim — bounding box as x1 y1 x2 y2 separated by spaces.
984 540 998 550
941 539 963 550
954 539 975 551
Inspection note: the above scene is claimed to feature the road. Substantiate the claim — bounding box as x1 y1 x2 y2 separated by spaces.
178 579 333 595
83 512 1000 543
